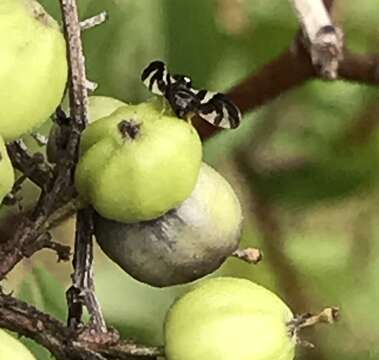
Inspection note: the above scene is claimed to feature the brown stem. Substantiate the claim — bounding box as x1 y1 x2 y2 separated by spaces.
59 0 89 131
67 208 110 340
21 232 70 262
0 289 162 360
59 0 112 344
339 50 379 85
198 0 376 142
199 47 379 140
6 140 53 189
195 44 314 139
0 0 92 279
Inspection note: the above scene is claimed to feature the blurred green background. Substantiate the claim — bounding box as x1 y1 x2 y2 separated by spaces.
2 0 379 359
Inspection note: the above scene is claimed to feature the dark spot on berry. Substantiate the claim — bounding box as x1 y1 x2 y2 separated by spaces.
117 119 141 140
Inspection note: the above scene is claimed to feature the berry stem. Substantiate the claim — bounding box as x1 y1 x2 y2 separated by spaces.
287 307 340 347
292 307 340 329
232 247 262 264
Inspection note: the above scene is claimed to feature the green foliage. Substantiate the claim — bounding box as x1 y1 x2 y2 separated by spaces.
3 1 379 359
16 266 67 360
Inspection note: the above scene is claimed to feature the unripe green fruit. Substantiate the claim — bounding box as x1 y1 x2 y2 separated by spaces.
76 101 202 223
0 0 67 140
94 163 243 287
0 136 15 203
0 330 36 360
165 277 295 360
85 96 127 121
47 96 127 163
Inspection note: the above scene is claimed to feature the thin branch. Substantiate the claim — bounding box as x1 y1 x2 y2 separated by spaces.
91 342 164 359
80 12 108 31
21 232 71 262
290 0 343 78
0 231 71 280
0 153 78 278
67 208 109 338
59 0 112 345
338 97 379 146
6 140 53 189
339 50 379 85
194 43 314 139
0 0 88 288
43 199 78 230
0 32 89 278
197 47 379 140
43 239 71 262
59 0 89 131
197 1 379 140
0 290 162 360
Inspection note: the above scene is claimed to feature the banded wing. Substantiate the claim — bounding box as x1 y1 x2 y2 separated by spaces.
141 60 169 96
196 90 241 129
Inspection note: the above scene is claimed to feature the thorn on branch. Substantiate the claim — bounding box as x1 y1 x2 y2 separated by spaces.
85 79 98 92
31 132 49 146
80 11 108 31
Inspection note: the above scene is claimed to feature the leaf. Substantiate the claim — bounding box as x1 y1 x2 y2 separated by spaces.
16 265 67 360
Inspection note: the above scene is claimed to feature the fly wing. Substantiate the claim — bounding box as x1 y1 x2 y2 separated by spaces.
215 94 241 129
141 60 169 96
196 91 241 129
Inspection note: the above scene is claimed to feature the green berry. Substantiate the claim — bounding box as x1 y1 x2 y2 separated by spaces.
86 96 127 121
0 136 15 203
94 163 243 287
0 0 67 141
0 330 36 360
75 101 202 223
47 96 127 163
165 277 295 360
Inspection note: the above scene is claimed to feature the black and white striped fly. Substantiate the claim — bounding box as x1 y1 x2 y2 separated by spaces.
141 60 241 129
